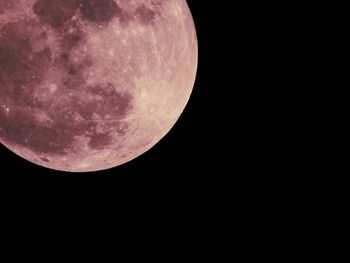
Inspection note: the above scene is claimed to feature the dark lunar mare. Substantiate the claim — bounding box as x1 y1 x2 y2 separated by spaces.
61 22 84 50
0 21 52 104
79 0 122 24
33 0 79 28
0 1 20 15
0 17 132 155
0 20 72 154
32 0 157 29
135 5 157 24
83 83 132 149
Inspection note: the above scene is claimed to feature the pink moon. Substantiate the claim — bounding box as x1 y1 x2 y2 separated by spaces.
0 0 197 172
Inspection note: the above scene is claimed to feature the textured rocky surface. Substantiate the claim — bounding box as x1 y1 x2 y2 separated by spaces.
0 0 197 172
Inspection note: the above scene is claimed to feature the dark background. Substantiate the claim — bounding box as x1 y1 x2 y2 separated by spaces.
0 1 216 187
1 1 303 248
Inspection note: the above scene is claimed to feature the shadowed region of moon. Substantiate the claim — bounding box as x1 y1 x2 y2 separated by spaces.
0 0 198 172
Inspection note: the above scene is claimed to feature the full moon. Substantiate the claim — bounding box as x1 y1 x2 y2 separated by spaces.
0 0 197 172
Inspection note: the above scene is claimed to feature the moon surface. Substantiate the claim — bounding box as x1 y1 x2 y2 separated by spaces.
0 0 197 172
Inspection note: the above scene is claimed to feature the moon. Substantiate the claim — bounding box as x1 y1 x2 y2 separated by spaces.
0 0 197 172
